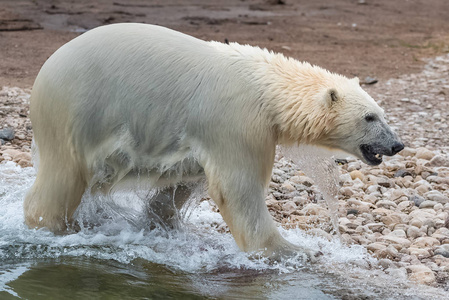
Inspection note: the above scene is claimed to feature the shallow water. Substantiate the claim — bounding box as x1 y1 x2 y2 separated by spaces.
1 161 448 299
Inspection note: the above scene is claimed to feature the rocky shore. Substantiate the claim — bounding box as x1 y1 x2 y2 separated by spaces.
1 54 449 289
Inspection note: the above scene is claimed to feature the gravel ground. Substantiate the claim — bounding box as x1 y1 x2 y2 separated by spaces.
1 54 449 289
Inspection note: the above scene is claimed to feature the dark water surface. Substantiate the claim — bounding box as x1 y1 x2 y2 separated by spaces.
1 258 340 299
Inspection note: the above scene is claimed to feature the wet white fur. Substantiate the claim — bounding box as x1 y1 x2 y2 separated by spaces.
25 23 384 258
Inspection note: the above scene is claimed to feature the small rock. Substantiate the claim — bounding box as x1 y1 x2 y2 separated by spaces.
411 236 440 248
367 242 387 253
400 147 416 157
419 200 437 209
297 176 313 187
415 185 430 195
428 155 449 167
376 177 394 188
366 223 384 232
409 247 430 257
410 209 436 221
390 229 407 238
434 227 449 237
2 148 22 160
376 200 397 209
363 76 378 85
397 200 412 212
302 203 328 216
424 190 449 204
407 226 421 239
415 148 435 160
347 208 359 216
266 197 280 209
434 244 449 258
378 235 411 250
406 265 436 285
347 161 361 172
423 218 436 229
289 176 301 184
339 173 352 184
18 159 32 168
281 181 296 192
341 187 354 197
0 128 15 141
349 170 364 181
292 196 308 206
394 169 414 178
366 185 381 194
426 176 449 185
282 201 297 215
409 195 425 207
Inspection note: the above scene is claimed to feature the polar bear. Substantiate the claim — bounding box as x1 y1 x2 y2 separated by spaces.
24 23 403 259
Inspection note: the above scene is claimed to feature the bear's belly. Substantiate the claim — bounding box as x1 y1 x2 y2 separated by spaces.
88 131 205 192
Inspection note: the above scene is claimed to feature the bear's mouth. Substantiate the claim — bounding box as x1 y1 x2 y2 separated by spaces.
360 144 384 165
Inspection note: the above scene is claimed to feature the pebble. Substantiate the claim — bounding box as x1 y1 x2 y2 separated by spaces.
410 195 426 207
376 177 394 188
434 244 449 258
282 201 297 215
394 169 413 178
409 247 431 257
349 170 364 181
281 181 296 192
419 200 437 209
415 148 435 160
0 128 15 141
406 265 436 285
424 191 449 204
407 226 421 239
390 229 406 238
378 235 411 250
376 200 397 209
367 242 387 253
411 237 440 248
301 203 328 216
428 155 449 167
399 147 416 157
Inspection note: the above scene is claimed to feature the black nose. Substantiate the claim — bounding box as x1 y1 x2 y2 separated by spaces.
391 142 404 155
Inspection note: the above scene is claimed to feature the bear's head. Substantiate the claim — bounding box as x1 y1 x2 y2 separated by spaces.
314 77 404 165
266 59 403 165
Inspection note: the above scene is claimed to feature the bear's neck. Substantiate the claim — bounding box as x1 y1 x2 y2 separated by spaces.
256 54 338 145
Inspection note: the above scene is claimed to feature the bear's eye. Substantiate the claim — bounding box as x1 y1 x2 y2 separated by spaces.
365 114 376 122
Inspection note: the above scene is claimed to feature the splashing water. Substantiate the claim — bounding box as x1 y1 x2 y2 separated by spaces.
1 161 448 299
281 145 342 238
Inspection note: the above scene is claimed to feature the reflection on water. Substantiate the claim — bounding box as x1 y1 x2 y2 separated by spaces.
1 258 334 299
1 161 448 299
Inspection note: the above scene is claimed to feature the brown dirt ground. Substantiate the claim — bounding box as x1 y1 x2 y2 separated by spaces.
1 0 449 89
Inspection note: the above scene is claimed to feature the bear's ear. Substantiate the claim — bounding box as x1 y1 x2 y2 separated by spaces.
328 88 339 103
323 88 339 108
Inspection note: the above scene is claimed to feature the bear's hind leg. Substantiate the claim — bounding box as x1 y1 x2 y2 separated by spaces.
24 161 87 233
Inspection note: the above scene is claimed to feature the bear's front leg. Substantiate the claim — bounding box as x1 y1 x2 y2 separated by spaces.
206 164 320 261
